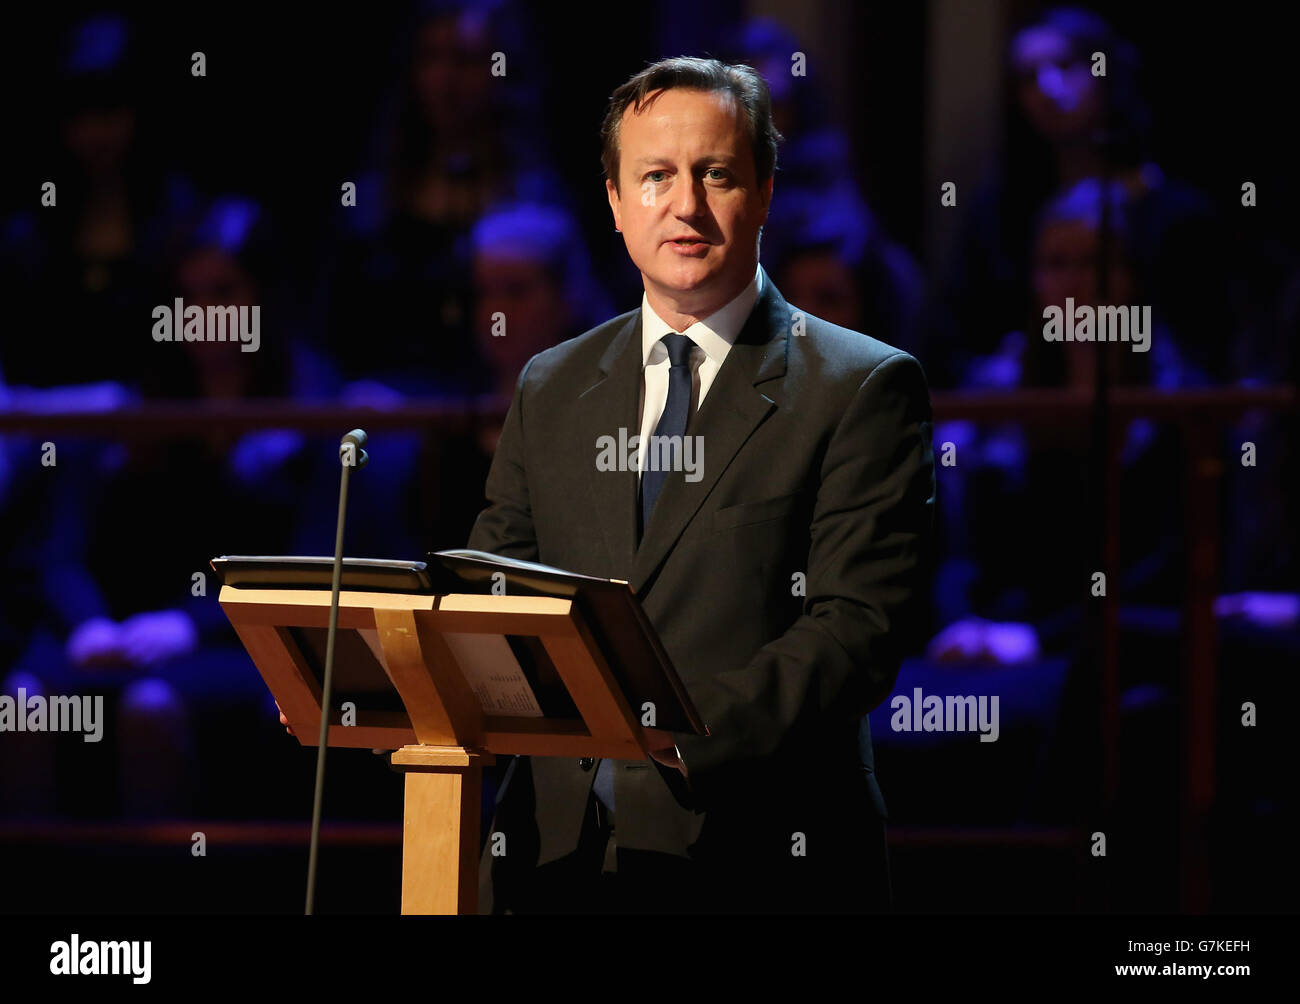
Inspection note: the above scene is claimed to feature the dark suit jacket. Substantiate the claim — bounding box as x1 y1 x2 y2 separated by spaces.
469 270 935 912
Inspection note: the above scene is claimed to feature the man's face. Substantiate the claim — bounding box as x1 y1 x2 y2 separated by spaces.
606 88 771 314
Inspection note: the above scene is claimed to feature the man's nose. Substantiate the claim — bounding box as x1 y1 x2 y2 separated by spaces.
671 177 704 218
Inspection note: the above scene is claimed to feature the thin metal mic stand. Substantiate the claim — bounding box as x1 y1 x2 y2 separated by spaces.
305 428 369 916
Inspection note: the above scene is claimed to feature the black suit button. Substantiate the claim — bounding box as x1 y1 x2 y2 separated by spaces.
578 757 595 771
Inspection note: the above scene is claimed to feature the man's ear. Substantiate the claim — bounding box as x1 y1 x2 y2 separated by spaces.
759 173 774 216
606 177 623 232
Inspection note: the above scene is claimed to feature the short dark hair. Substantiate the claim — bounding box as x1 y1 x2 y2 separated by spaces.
600 56 782 193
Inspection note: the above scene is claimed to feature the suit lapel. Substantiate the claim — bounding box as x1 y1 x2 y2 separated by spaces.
630 278 791 594
580 311 641 577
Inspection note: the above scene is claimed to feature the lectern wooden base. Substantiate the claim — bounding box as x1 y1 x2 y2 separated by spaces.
391 745 495 915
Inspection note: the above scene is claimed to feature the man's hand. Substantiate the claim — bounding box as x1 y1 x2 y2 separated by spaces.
275 700 295 738
643 727 687 777
648 747 686 775
274 701 389 756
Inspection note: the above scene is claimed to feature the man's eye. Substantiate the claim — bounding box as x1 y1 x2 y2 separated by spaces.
705 168 727 181
646 171 668 183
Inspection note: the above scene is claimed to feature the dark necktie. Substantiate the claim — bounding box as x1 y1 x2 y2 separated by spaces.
594 333 695 817
638 332 695 539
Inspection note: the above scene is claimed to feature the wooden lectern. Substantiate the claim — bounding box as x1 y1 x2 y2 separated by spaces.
218 570 698 915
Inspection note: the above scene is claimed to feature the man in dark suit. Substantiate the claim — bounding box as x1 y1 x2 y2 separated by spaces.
472 57 935 914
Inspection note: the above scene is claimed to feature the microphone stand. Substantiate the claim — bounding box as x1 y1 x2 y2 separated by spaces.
305 428 369 916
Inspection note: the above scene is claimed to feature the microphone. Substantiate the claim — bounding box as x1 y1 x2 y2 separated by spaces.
305 428 370 915
340 428 370 469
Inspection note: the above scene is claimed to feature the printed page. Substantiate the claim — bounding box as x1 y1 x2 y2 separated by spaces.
441 632 544 717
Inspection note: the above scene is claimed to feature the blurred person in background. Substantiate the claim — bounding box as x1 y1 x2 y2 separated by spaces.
5 197 356 819
0 13 196 393
931 6 1232 387
726 17 926 354
1220 258 1300 634
768 187 926 356
913 179 1203 855
420 201 612 550
321 0 566 397
929 177 1201 670
1212 257 1300 884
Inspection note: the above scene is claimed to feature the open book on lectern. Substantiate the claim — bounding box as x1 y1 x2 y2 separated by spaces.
210 550 707 737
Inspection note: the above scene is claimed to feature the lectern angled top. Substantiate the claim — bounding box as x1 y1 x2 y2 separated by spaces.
211 552 707 760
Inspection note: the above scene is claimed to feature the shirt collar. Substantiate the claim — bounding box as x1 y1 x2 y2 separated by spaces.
640 264 764 367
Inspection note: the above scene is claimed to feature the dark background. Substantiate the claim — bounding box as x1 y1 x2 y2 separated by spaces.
0 0 1295 917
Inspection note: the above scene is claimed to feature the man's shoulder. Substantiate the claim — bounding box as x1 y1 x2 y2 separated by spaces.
790 307 924 386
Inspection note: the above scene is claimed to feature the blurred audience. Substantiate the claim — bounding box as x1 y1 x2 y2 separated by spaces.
419 201 608 546
0 6 1292 861
931 5 1234 387
930 178 1198 666
726 17 926 352
320 0 565 396
0 13 196 392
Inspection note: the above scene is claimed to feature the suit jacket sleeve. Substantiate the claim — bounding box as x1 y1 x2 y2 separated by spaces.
465 356 541 559
673 351 935 799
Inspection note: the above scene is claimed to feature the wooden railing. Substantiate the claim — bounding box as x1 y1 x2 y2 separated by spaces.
1 387 1294 434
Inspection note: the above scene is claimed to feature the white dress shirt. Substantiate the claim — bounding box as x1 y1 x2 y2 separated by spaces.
635 265 764 479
